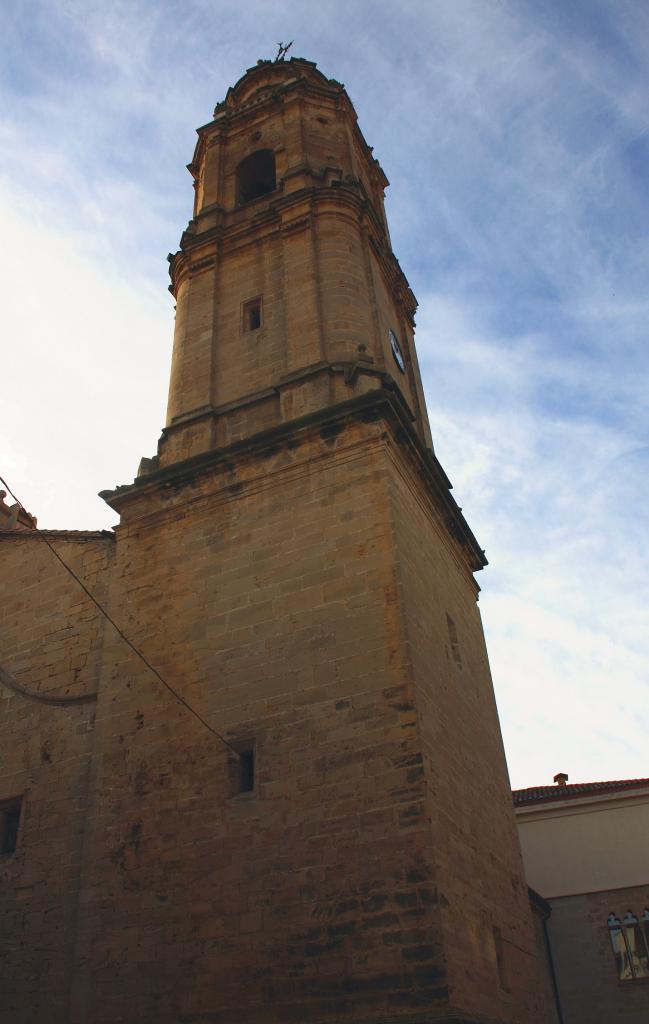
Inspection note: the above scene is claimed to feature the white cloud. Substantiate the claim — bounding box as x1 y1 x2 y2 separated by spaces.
1 179 172 530
416 291 649 786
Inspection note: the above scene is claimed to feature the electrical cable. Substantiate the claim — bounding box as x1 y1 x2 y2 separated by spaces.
0 474 240 758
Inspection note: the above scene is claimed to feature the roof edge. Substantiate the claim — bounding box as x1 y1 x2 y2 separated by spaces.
0 529 114 540
513 778 649 807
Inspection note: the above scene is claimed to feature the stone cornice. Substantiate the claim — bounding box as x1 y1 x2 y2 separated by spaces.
100 383 486 576
168 183 413 311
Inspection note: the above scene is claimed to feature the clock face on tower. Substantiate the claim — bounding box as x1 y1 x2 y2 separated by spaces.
389 328 405 373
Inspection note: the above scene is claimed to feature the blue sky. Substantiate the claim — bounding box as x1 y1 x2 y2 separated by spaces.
2 0 648 788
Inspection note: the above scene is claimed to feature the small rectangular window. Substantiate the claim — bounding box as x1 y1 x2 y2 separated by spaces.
239 749 255 793
0 797 23 855
230 740 256 796
243 298 262 332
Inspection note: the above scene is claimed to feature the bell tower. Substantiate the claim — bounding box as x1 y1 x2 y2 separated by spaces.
89 58 553 1024
153 57 432 471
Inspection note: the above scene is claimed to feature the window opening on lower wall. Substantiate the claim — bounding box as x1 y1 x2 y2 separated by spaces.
0 796 23 855
608 911 649 980
239 747 255 793
229 740 256 796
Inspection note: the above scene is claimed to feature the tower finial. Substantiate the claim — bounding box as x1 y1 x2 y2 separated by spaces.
275 40 293 62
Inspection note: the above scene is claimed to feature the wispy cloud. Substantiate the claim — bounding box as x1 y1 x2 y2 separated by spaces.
416 292 648 785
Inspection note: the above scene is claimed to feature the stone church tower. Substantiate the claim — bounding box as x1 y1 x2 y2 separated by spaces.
0 59 553 1023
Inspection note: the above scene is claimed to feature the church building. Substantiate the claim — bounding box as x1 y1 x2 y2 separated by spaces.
1 58 555 1023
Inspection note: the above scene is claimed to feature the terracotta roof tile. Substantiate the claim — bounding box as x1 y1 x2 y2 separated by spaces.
513 778 649 806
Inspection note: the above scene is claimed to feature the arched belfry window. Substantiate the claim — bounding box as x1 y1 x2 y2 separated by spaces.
236 150 276 205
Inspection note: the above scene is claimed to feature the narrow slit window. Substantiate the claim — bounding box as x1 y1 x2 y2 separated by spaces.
0 797 23 855
239 748 255 793
446 613 463 670
243 298 262 332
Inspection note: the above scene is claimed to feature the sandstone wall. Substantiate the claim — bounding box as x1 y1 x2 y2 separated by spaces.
0 531 113 1024
70 418 450 1024
385 440 553 1022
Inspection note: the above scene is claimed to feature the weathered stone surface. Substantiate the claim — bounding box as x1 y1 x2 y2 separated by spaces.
0 58 554 1024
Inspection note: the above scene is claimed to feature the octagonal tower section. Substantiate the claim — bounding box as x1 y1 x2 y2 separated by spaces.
157 57 432 471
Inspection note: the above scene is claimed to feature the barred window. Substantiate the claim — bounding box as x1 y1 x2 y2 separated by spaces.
608 911 649 981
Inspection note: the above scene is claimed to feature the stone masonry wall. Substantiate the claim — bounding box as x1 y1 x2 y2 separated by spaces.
0 532 114 1024
385 439 554 1023
69 417 453 1024
0 414 555 1024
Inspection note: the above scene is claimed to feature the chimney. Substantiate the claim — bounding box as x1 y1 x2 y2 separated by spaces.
553 772 569 787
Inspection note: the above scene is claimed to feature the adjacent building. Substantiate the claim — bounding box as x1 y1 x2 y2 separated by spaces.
515 774 649 1022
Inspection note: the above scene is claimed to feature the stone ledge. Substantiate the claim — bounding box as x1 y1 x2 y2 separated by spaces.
100 384 486 574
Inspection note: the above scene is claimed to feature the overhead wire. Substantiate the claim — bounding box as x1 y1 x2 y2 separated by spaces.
0 474 240 759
